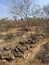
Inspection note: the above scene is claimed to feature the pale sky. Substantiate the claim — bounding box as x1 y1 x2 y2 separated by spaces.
0 0 49 19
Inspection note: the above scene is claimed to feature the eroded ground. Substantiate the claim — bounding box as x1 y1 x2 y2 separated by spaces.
0 20 49 65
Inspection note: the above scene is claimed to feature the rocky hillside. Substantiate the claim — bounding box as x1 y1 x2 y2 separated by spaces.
0 19 49 65
0 32 49 65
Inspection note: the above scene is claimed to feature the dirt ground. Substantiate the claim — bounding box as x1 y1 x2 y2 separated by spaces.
0 20 49 65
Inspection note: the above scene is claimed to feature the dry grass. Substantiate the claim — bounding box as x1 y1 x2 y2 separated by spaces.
0 18 49 65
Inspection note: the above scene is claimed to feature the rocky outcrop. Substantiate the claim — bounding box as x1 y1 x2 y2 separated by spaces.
0 34 44 61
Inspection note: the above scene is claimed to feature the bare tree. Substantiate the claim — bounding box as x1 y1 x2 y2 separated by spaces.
10 0 42 34
43 4 49 18
43 5 49 37
32 4 41 17
32 5 41 35
10 0 32 18
10 0 35 28
13 16 17 21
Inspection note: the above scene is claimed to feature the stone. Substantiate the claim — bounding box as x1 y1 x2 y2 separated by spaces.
16 44 25 54
1 50 15 61
13 50 23 57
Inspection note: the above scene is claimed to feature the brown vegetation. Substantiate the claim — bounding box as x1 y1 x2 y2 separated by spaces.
0 18 49 65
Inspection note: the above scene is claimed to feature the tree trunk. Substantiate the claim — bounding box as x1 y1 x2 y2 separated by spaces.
26 14 29 28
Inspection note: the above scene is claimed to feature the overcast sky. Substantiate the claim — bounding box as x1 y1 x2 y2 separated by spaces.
0 0 49 19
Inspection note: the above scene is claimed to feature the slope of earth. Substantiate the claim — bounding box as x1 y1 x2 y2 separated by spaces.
0 33 49 65
0 20 49 65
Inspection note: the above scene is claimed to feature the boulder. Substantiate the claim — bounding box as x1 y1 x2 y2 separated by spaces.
1 50 15 61
16 44 25 54
3 45 11 51
13 51 23 57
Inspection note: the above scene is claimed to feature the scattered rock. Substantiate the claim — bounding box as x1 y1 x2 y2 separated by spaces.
3 45 12 51
13 51 23 57
0 34 44 61
0 50 15 61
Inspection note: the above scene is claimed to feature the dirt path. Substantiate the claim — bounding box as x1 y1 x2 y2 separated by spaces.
0 28 18 35
24 38 49 60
